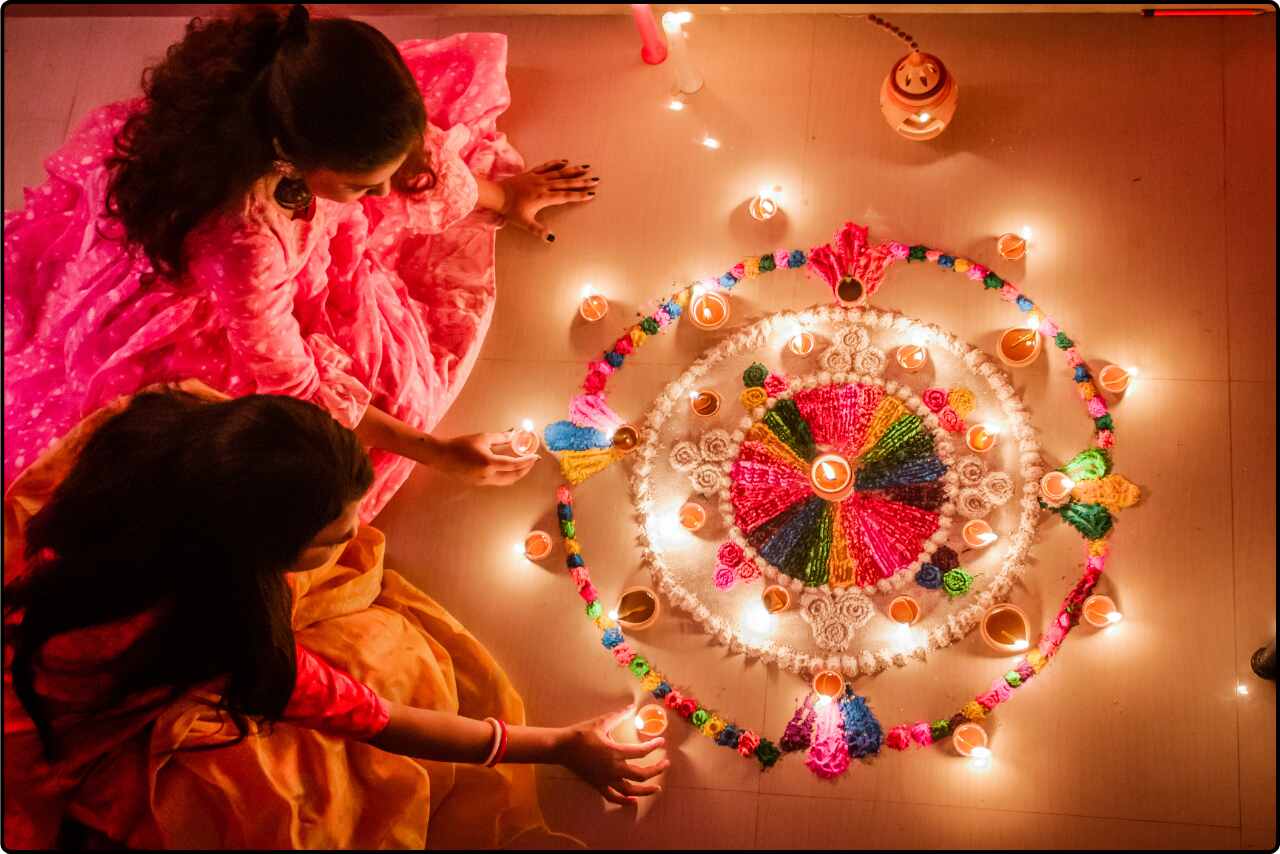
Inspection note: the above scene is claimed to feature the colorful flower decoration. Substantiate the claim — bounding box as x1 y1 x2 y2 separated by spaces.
806 222 898 304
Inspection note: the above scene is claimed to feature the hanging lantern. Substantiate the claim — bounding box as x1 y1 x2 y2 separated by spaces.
879 49 958 141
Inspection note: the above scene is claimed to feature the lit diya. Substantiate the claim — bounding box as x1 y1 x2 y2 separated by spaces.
611 424 639 452
888 595 921 625
634 704 669 737
952 722 989 756
964 423 998 454
996 232 1027 261
690 389 722 417
812 669 845 700
895 344 928 373
997 326 1041 368
788 330 816 357
688 290 730 331
1082 594 1122 628
961 519 998 549
761 585 791 613
509 419 540 456
1039 470 1074 505
1097 364 1131 394
810 453 855 502
615 586 661 631
748 189 780 221
679 500 707 532
578 285 609 322
522 530 553 561
979 603 1031 653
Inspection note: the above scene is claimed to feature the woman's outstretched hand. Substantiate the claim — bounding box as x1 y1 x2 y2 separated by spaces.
424 432 538 486
497 160 598 243
554 706 669 806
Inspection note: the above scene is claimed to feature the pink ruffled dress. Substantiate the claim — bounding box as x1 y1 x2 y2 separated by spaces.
3 33 524 522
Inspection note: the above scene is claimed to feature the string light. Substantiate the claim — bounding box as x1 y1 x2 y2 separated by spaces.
702 135 721 149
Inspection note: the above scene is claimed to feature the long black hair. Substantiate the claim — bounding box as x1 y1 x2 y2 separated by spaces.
104 4 436 280
3 390 374 760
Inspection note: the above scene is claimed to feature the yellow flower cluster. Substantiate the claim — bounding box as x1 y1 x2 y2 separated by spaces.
641 672 663 693
1026 649 1048 673
947 386 976 418
564 539 581 556
1088 539 1111 558
703 715 727 738
1077 381 1098 401
594 616 616 631
1071 474 1141 514
743 257 761 278
953 258 972 273
740 387 768 409
961 701 986 721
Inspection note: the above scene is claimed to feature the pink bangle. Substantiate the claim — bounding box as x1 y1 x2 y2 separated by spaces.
485 718 509 767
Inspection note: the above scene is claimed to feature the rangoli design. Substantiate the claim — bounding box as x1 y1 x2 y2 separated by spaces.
538 221 1142 778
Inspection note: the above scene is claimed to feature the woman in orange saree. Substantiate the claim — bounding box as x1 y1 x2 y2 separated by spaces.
3 381 665 849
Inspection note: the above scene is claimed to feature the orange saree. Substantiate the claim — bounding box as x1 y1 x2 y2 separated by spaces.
3 381 553 849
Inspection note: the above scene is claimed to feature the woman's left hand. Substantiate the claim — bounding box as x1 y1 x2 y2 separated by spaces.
497 160 598 243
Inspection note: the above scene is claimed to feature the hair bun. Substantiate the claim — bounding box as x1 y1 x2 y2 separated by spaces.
281 4 310 44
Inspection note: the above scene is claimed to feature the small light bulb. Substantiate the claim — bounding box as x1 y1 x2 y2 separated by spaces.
1128 366 1140 376
580 283 594 298
1021 224 1033 240
668 99 685 111
1237 683 1249 696
634 715 646 729
702 135 721 149
520 418 534 432
971 746 991 759
1105 611 1123 624
815 695 832 708
608 609 619 621
511 542 525 556
675 10 693 24
1062 477 1076 490
1011 639 1029 651
916 111 931 122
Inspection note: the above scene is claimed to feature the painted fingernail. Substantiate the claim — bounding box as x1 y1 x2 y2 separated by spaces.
547 233 556 242
591 177 600 182
587 191 596 197
581 163 591 168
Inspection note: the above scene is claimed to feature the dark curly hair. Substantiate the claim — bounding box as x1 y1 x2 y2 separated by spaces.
3 390 374 760
104 4 437 280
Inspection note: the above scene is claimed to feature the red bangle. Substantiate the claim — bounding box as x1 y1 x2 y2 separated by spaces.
485 718 509 767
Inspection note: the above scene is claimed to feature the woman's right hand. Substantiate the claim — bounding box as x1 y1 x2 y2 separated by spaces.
423 432 538 486
554 706 670 806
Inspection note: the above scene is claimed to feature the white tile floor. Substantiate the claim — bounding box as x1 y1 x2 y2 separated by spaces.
4 7 1276 850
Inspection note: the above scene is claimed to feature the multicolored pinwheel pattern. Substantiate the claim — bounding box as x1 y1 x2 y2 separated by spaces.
729 382 949 588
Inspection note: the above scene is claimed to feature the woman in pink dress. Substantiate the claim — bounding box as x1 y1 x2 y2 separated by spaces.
3 4 596 522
